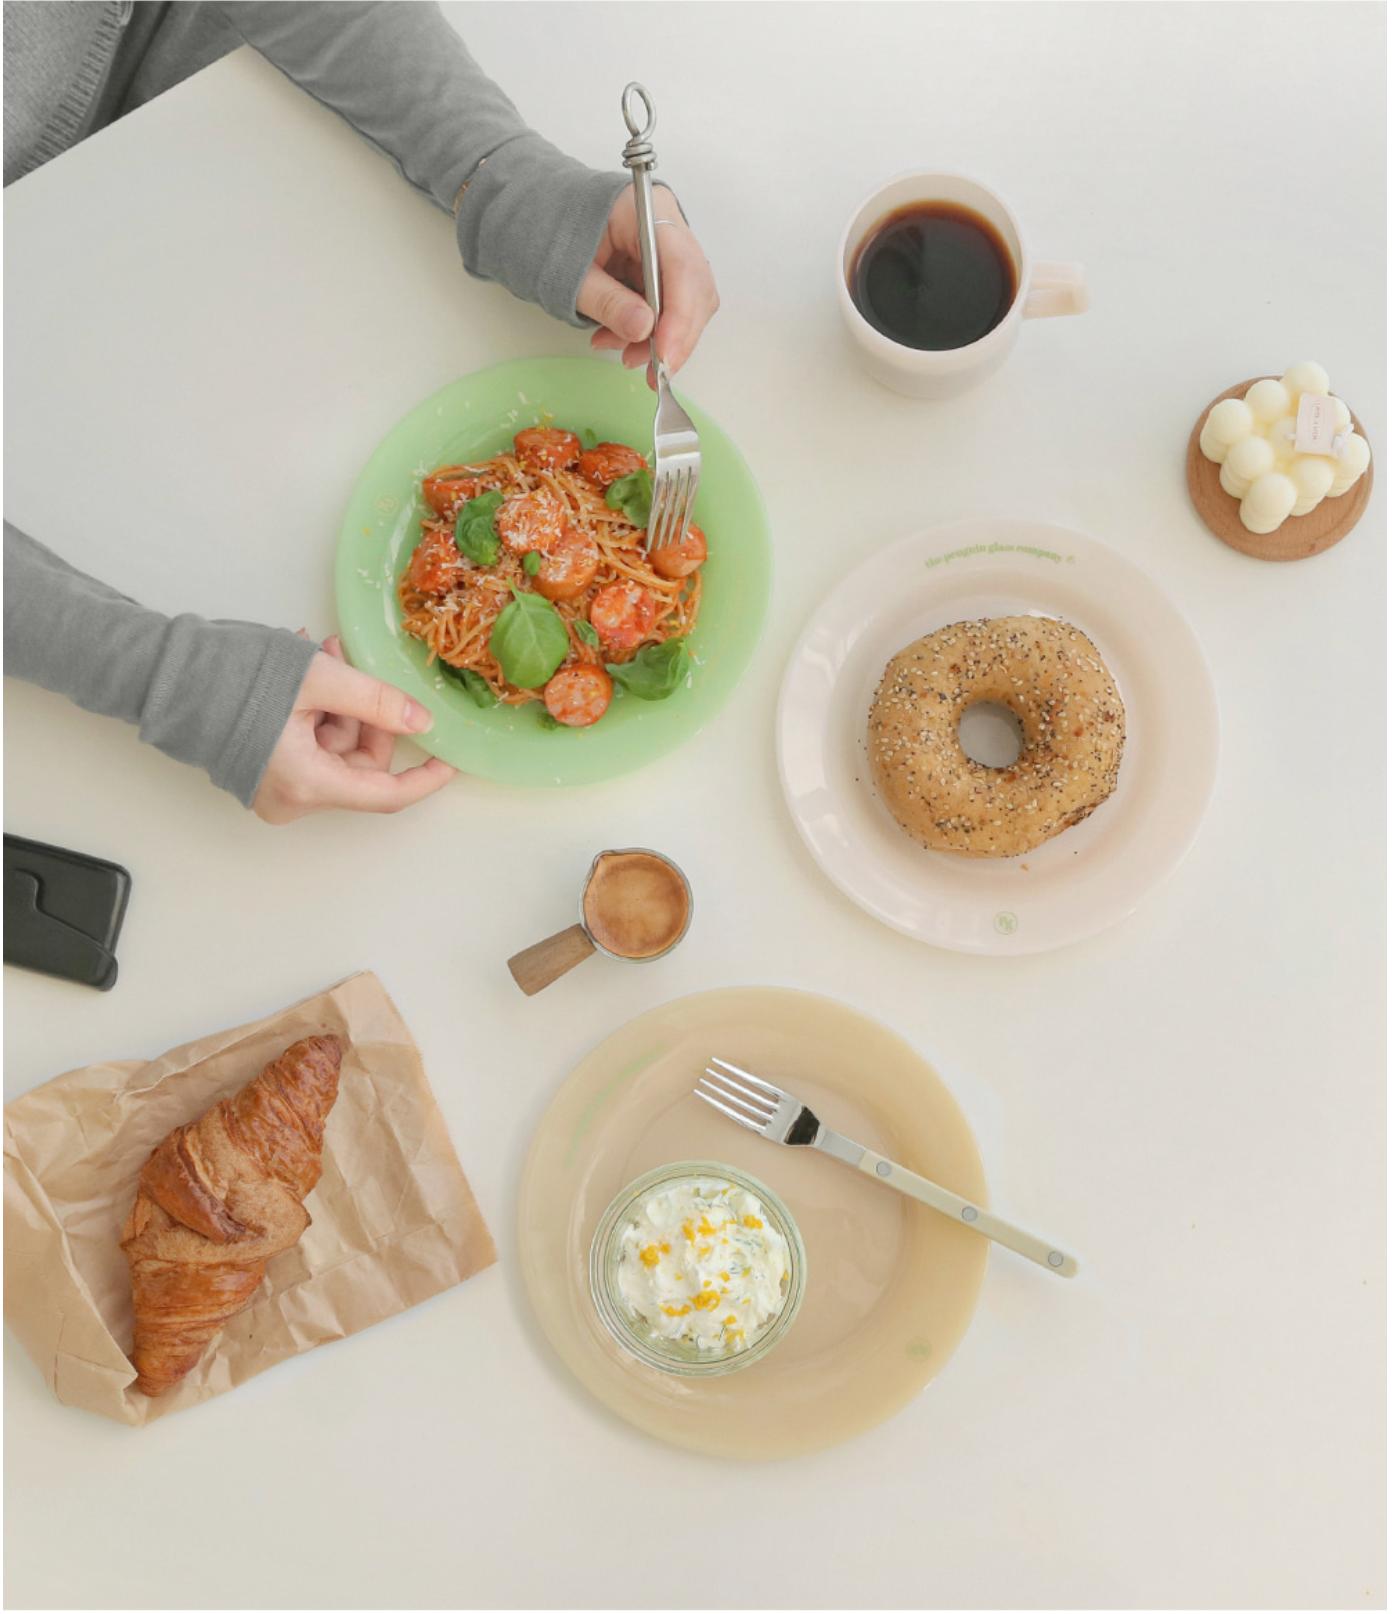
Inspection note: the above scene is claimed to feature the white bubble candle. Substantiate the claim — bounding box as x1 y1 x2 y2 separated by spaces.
1199 363 1370 534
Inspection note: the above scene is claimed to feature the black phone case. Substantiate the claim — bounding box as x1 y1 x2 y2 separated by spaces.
3 834 131 991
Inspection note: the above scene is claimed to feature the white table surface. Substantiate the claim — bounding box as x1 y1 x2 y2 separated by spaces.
3 4 1385 1608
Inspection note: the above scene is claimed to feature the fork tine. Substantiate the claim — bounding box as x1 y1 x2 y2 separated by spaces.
697 1076 771 1122
702 1068 776 1117
693 1088 763 1132
651 465 685 551
708 1055 783 1099
669 467 692 548
645 472 671 554
673 469 698 548
663 464 692 548
647 475 669 554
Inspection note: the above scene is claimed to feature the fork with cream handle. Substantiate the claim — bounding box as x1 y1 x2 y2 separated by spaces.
697 1057 1078 1278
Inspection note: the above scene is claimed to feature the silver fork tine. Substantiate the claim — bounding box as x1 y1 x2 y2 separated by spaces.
702 1065 777 1115
696 1077 769 1122
701 1065 776 1109
672 464 694 545
649 467 675 552
654 464 687 551
648 467 671 549
708 1056 783 1098
693 1088 763 1132
669 469 697 552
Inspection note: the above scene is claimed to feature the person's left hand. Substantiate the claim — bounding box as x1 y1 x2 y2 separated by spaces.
577 185 719 380
252 635 455 823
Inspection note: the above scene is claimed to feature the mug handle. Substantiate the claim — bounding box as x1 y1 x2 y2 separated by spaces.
1023 261 1089 319
507 924 596 996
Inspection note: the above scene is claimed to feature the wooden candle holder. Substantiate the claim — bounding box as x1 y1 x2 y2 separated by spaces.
1186 377 1374 562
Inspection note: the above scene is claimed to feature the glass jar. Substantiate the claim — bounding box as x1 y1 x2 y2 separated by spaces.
588 1160 807 1377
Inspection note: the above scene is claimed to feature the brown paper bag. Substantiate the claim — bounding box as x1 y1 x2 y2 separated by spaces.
3 971 495 1424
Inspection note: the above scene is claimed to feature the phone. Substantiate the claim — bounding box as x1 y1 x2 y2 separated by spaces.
3 834 131 991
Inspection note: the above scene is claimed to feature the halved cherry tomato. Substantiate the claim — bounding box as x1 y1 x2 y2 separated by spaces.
544 664 613 728
589 580 659 653
496 488 569 554
532 529 601 602
652 523 707 581
514 427 581 473
405 528 464 595
577 442 646 489
422 465 498 518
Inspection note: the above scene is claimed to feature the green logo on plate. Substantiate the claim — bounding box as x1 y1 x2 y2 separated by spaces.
994 912 1019 936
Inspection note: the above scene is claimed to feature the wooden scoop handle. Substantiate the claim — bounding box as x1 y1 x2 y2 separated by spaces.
507 924 596 996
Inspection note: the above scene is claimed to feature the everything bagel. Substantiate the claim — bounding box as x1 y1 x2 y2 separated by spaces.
868 615 1125 858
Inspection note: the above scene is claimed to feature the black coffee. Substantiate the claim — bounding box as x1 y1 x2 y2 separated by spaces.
850 203 1018 351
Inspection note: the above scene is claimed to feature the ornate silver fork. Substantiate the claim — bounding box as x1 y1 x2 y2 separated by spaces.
620 82 700 555
697 1057 1079 1278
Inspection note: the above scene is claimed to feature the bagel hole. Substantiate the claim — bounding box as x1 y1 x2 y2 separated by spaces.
958 701 1023 768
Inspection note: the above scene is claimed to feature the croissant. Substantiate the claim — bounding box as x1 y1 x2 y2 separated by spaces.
120 1034 343 1396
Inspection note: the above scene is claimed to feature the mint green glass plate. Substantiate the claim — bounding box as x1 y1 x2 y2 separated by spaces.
335 357 770 787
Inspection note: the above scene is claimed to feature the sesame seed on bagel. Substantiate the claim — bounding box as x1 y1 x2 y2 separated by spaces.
868 615 1125 858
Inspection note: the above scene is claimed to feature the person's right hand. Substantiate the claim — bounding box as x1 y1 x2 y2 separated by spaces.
578 184 719 380
253 637 455 823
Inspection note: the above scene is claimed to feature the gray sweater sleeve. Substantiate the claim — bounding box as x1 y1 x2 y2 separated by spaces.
3 523 317 807
215 2 627 325
3 5 625 809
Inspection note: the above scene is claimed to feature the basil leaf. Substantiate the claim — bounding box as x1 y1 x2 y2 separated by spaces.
538 710 561 730
437 662 497 708
454 490 504 566
604 469 652 530
579 426 599 451
522 550 541 577
573 619 600 649
489 588 569 688
606 638 689 701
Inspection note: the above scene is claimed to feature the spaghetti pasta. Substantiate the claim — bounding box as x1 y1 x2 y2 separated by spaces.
398 428 704 728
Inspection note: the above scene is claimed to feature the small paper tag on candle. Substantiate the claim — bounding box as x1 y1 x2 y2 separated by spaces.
1294 393 1341 458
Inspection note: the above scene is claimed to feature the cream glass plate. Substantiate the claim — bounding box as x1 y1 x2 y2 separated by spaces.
518 987 988 1459
777 521 1219 954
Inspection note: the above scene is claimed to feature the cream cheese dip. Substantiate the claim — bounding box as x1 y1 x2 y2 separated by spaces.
616 1175 791 1354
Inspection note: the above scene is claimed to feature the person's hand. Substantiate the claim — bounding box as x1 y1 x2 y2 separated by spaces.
578 185 719 380
253 636 455 823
